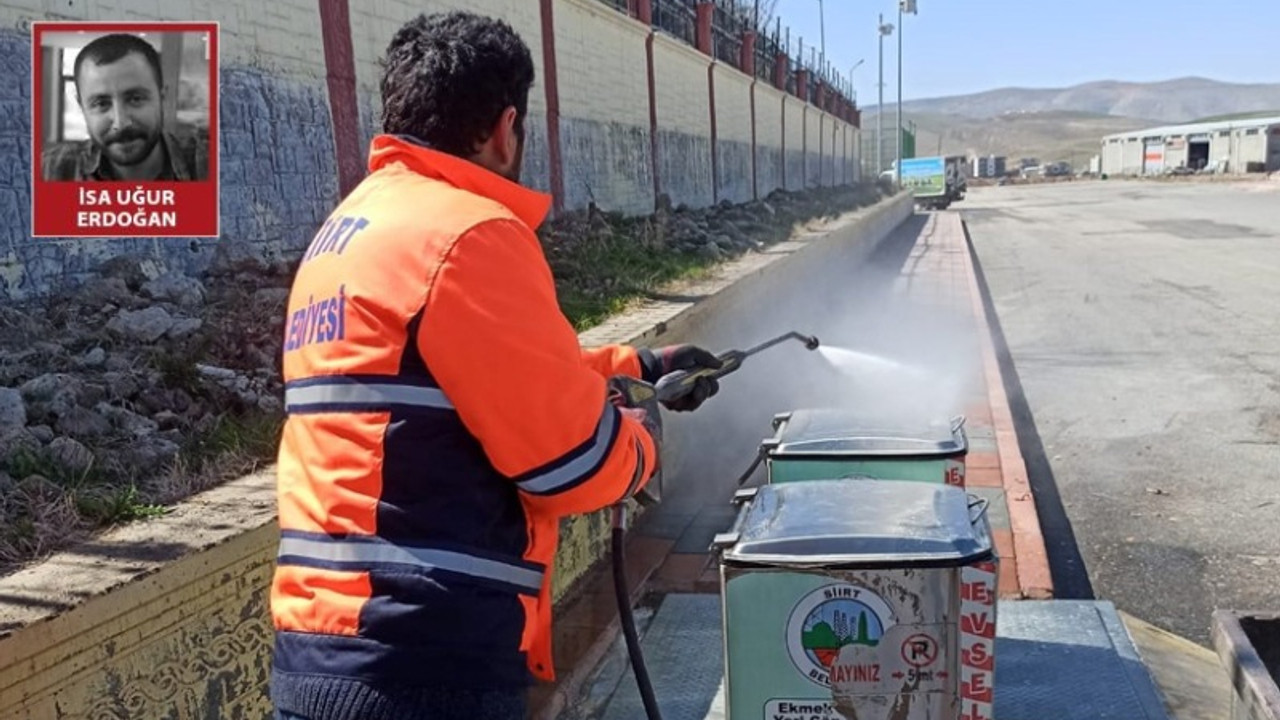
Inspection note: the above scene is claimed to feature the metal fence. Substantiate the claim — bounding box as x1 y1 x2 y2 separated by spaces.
653 0 697 46
593 0 855 114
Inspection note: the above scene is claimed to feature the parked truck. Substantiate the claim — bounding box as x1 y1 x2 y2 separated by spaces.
883 155 967 209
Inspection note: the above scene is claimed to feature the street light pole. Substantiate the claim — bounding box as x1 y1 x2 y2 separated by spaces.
896 3 903 186
877 16 893 176
817 0 825 63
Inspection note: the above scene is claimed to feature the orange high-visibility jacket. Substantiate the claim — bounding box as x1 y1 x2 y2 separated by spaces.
270 134 659 701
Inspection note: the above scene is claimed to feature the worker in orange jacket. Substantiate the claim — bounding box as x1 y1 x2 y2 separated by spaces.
269 11 723 720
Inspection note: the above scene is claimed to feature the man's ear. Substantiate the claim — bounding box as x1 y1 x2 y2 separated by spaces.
498 106 519 165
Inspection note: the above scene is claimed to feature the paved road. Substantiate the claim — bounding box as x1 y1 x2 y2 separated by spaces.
962 179 1280 646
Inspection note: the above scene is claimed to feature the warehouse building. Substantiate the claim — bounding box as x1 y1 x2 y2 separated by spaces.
1101 116 1280 176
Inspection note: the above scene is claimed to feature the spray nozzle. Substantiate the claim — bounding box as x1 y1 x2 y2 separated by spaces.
802 334 820 351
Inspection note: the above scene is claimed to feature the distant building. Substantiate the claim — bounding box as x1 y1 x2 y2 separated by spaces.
1100 116 1280 176
971 155 1007 178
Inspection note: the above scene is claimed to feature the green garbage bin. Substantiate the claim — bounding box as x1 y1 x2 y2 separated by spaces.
715 479 999 720
763 408 968 487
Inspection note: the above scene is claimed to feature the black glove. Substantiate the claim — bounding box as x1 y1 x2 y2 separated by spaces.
639 344 723 412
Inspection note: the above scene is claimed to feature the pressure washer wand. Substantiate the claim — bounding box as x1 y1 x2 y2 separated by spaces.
606 330 821 720
653 331 820 404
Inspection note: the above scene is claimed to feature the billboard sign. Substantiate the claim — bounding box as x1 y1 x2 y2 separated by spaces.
900 156 946 197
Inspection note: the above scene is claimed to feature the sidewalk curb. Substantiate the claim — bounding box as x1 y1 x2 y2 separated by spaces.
958 217 1055 600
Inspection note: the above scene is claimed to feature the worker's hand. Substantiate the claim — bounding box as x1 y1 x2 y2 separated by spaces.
640 344 723 412
662 376 718 413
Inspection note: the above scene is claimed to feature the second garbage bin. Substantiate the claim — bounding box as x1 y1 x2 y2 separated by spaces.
715 478 999 720
762 408 969 487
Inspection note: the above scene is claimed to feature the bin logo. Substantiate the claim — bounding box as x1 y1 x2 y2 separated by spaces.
786 583 894 687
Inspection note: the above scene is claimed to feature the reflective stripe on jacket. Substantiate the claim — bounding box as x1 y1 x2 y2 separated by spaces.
270 134 658 692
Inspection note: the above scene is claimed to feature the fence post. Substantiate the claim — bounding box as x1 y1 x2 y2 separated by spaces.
773 51 787 90
695 2 714 55
795 68 808 100
637 0 652 24
538 0 565 214
740 30 756 75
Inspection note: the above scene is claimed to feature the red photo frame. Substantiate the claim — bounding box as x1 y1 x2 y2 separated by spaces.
30 21 220 238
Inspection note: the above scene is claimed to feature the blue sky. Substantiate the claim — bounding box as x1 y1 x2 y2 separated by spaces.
770 0 1279 105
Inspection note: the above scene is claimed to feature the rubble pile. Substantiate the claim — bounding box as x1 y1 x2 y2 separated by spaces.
0 249 295 572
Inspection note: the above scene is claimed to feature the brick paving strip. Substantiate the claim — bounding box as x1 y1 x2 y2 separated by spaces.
530 210 1056 718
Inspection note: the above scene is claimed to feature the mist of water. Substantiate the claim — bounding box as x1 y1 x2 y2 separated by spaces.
659 216 984 495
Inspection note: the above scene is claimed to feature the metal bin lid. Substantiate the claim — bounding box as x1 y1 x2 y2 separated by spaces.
719 479 992 569
767 408 967 457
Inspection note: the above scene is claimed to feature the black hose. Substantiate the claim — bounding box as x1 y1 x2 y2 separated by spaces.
734 449 767 488
612 524 664 720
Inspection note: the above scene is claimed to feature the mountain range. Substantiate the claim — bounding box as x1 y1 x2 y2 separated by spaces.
861 77 1280 165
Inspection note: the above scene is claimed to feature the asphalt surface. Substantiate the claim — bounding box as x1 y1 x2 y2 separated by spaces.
962 179 1280 646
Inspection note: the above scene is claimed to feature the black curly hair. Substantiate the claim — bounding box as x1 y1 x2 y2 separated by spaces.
380 12 535 157
74 33 163 95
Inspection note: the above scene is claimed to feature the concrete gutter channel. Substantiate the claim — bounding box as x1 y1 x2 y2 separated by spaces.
0 191 1264 718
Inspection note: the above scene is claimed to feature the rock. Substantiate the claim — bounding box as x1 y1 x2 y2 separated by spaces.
153 410 183 430
136 387 176 415
712 234 736 250
168 389 193 414
104 354 134 372
102 371 141 401
0 427 42 463
98 254 161 291
79 383 107 407
0 348 37 365
56 406 112 438
20 373 73 402
257 394 283 415
167 317 204 339
196 364 238 382
28 425 54 444
194 412 219 434
128 434 182 467
761 201 777 217
253 287 291 309
0 387 26 432
210 242 271 277
77 277 136 307
81 347 107 368
106 306 176 343
32 341 66 357
20 374 85 420
697 242 724 260
237 390 259 407
48 436 95 474
95 402 159 439
0 471 14 494
141 273 206 307
16 474 59 499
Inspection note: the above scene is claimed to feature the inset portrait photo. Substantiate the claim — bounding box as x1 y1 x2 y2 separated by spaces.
31 22 219 237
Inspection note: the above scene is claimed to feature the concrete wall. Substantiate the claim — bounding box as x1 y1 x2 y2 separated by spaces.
555 0 653 213
0 0 862 300
805 106 823 187
713 64 754 205
652 33 714 209
1 0 338 300
0 193 913 718
754 83 785 195
784 99 806 191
